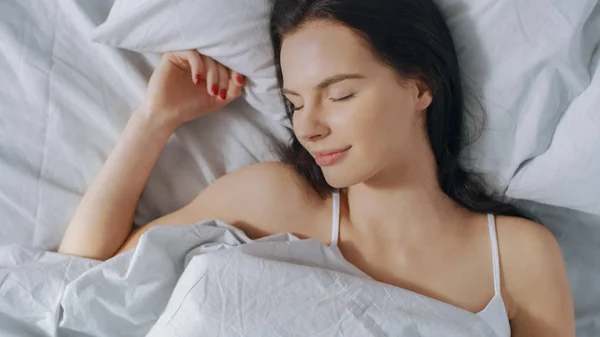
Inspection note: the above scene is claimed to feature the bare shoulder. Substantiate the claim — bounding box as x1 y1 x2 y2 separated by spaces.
495 216 562 263
495 216 575 335
228 161 315 195
194 161 329 240
495 216 564 290
122 162 333 257
215 161 322 206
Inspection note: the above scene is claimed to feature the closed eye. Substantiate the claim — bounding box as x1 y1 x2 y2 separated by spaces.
285 98 303 112
329 93 355 102
290 103 303 112
286 93 355 113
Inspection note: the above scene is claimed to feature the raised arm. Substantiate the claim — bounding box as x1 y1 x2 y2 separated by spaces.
58 51 245 260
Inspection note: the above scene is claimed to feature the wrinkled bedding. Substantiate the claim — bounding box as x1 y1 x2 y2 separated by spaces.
1 221 497 337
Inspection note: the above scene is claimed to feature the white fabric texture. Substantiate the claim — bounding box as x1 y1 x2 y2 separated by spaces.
3 213 600 336
438 0 600 213
147 226 496 336
0 221 497 337
91 0 600 215
91 0 287 125
0 0 289 250
506 41 600 213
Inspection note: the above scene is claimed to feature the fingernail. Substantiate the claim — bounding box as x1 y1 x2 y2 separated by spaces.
211 84 219 96
220 89 227 100
195 74 202 84
236 75 244 84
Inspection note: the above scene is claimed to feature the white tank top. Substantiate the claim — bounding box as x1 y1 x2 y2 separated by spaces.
329 190 511 337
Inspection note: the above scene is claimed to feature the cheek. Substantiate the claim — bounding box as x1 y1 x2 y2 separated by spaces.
328 88 416 153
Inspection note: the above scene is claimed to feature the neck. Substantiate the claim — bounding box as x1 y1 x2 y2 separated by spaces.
344 150 467 246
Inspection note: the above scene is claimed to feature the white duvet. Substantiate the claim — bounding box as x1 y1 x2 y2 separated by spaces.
1 221 497 337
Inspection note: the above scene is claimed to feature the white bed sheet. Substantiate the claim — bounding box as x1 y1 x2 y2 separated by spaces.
0 0 289 250
0 0 599 336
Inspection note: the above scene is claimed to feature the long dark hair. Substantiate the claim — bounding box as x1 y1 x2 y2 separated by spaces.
270 0 525 217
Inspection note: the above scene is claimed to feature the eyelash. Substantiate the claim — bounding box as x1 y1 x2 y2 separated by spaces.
289 93 355 112
330 93 355 103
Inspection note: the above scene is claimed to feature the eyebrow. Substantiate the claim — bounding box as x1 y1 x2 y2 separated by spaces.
282 73 365 96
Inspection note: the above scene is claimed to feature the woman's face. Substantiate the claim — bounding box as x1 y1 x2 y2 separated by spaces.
280 20 432 188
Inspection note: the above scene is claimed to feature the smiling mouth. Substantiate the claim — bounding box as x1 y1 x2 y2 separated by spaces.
313 146 352 167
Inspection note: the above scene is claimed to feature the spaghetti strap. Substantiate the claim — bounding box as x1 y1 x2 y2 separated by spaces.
487 214 502 295
330 189 341 248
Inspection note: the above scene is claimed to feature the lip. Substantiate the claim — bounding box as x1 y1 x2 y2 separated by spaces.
313 146 352 167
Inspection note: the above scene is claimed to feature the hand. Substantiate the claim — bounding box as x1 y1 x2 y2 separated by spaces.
142 50 245 130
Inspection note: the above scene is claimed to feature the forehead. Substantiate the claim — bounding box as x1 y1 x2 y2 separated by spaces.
280 21 375 87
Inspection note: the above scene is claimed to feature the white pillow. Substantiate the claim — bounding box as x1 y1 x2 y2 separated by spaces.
437 0 600 192
91 0 287 125
506 45 600 215
438 0 600 216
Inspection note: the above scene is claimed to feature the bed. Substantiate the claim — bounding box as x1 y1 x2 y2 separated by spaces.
0 0 598 336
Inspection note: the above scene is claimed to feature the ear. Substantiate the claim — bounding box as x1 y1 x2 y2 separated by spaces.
414 80 433 111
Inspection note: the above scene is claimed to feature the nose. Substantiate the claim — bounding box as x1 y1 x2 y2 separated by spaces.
293 103 330 142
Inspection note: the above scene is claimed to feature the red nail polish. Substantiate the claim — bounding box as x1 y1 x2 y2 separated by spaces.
220 89 227 100
211 84 219 96
237 75 244 84
195 74 202 84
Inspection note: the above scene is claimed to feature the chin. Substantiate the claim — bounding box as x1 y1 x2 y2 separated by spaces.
321 164 370 189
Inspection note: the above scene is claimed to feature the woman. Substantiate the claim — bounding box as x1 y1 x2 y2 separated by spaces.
59 0 575 335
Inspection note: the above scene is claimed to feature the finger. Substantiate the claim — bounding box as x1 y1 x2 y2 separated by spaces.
227 69 245 101
230 70 245 87
164 52 190 71
186 50 205 84
216 63 230 101
226 74 243 101
204 56 220 97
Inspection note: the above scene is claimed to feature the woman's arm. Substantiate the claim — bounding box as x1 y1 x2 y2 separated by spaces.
58 50 245 260
58 110 174 260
